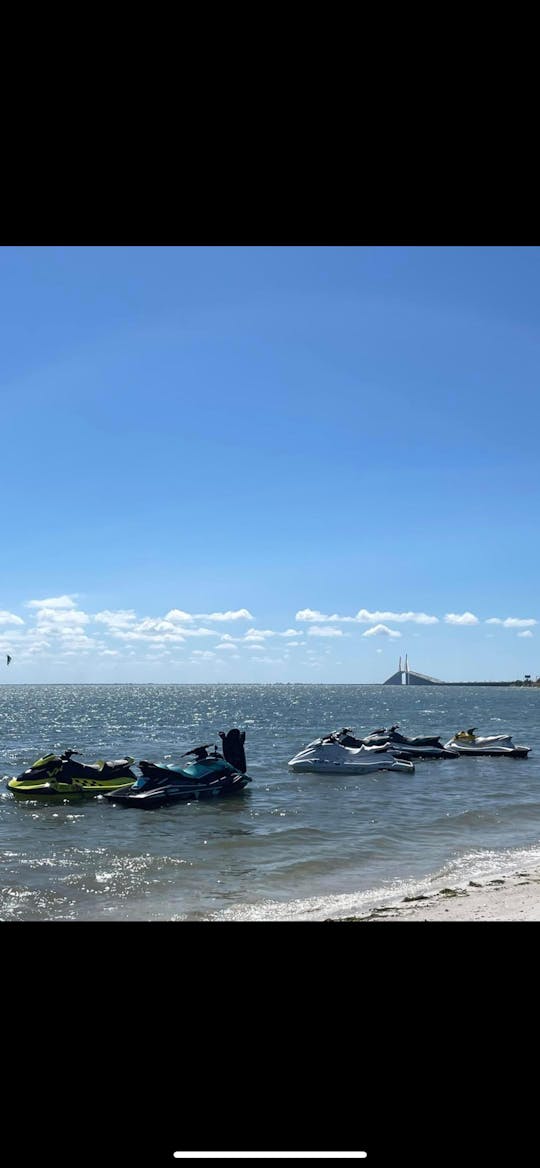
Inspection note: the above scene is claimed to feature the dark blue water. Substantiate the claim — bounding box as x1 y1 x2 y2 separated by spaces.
1 684 539 919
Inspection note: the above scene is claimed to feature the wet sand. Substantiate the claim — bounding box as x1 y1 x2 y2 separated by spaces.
333 869 540 921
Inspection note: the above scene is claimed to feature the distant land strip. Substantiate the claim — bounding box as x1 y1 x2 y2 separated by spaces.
438 680 540 687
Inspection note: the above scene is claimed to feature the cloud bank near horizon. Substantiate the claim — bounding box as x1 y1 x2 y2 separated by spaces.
0 595 536 674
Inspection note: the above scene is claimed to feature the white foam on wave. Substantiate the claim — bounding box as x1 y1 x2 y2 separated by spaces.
209 841 540 921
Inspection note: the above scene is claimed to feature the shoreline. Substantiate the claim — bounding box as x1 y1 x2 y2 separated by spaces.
328 867 540 922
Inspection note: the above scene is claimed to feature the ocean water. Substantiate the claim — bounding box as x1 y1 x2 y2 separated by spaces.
1 683 539 920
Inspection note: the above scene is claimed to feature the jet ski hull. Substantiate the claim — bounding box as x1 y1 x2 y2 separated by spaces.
288 740 415 775
444 743 530 758
104 773 251 808
7 775 138 800
384 746 459 760
288 758 414 775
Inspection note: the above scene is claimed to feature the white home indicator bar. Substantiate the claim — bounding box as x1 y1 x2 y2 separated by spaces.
173 1155 367 1160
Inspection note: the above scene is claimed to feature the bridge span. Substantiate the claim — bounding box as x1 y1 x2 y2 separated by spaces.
383 656 444 685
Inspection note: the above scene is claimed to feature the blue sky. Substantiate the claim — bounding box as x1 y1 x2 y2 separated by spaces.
1 245 539 682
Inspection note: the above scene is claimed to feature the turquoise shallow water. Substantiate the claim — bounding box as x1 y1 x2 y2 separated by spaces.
1 683 539 919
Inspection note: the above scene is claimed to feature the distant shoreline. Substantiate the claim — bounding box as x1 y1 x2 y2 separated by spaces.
1 680 539 687
413 681 540 688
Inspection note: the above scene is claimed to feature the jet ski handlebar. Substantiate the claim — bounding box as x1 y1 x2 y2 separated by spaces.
182 743 214 758
61 749 81 759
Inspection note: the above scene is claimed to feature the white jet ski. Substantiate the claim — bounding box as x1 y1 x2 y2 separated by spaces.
288 738 415 775
444 728 531 758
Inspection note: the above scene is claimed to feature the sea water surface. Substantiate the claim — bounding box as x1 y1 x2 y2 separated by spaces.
1 684 540 920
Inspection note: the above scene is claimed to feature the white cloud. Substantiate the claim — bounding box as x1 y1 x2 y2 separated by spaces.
173 626 217 638
109 622 218 644
191 650 216 658
486 617 537 628
137 618 177 633
202 627 300 646
30 606 92 653
112 628 186 643
164 608 253 623
34 607 89 626
307 626 345 637
94 610 137 628
444 612 479 626
355 609 438 625
27 595 77 609
362 624 402 638
199 609 254 622
518 630 534 638
57 633 97 651
0 611 24 625
296 607 438 624
215 642 237 651
296 609 356 623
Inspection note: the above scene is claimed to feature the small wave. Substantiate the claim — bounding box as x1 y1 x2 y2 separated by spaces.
202 842 540 921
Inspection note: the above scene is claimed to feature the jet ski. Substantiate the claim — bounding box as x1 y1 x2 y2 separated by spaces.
103 728 252 809
288 737 415 775
339 725 459 760
444 728 531 758
7 749 138 801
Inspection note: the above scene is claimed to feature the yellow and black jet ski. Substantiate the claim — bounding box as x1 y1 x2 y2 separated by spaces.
444 728 531 758
7 748 138 801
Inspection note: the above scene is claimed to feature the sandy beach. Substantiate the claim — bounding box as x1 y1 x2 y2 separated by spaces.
338 868 540 922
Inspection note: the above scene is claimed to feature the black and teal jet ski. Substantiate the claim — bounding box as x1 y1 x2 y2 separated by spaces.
104 729 251 809
335 726 459 760
7 749 138 801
